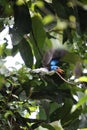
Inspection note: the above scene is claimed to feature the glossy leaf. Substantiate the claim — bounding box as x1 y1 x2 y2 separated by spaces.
18 38 33 68
31 15 46 65
32 15 46 47
10 3 32 45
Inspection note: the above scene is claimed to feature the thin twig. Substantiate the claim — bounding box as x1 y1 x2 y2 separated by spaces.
56 72 75 85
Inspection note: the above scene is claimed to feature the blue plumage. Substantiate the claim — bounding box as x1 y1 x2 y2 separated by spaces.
50 59 59 70
50 59 58 66
42 49 68 72
50 65 58 70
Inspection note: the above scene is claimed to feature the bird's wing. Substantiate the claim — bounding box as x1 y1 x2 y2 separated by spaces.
42 49 55 66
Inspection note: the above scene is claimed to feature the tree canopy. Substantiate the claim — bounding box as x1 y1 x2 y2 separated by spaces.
0 0 87 130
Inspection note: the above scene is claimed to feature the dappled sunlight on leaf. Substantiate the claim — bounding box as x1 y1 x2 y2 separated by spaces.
76 76 87 83
50 121 64 130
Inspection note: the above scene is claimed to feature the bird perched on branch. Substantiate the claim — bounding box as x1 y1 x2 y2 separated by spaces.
42 48 82 85
42 48 69 74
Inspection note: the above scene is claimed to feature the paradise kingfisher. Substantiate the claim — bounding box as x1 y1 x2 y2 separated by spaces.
42 48 68 74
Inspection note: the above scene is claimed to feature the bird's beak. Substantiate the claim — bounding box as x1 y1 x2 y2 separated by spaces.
56 68 64 74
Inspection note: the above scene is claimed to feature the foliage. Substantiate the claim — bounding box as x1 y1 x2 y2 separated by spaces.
0 0 87 130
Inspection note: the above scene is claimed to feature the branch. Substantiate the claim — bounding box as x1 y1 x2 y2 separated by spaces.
56 72 75 86
30 68 76 85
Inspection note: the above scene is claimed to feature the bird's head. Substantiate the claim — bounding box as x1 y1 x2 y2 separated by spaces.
42 48 67 74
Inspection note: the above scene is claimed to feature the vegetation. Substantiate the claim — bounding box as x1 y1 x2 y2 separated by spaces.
0 0 87 129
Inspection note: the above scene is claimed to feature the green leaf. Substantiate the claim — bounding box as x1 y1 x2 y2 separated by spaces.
77 76 87 82
4 110 13 119
31 15 46 65
50 121 64 130
35 126 48 130
71 95 87 112
79 128 87 130
39 106 47 120
0 75 5 89
13 3 32 34
18 38 33 68
42 123 55 130
10 3 32 45
32 15 46 49
52 0 67 19
10 30 23 46
49 102 59 115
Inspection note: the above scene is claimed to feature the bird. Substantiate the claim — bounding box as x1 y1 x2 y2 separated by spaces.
42 48 69 74
41 48 74 102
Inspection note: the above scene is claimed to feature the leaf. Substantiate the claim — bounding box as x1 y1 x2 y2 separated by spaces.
13 3 32 34
50 99 73 122
49 102 59 115
77 76 87 82
71 95 87 112
42 123 55 130
0 43 6 56
4 110 13 119
18 38 33 68
0 75 5 89
32 15 46 48
35 126 48 130
39 106 47 120
50 121 64 130
79 128 87 130
50 99 81 127
10 3 32 45
52 0 67 19
10 29 23 46
31 15 46 65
